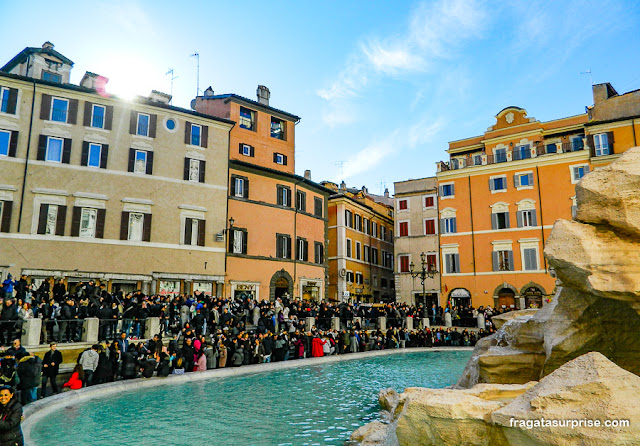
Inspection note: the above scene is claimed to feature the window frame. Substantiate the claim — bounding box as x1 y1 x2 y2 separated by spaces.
87 143 102 168
314 197 323 218
239 106 256 131
593 133 609 156
91 104 106 129
424 218 437 235
314 241 324 264
127 212 145 242
442 217 457 234
0 129 10 156
296 190 306 212
45 136 64 163
275 153 285 165
241 144 252 156
570 164 590 184
398 199 408 211
277 185 291 207
136 113 151 137
50 97 69 123
190 123 202 147
270 116 285 140
399 221 409 237
188 158 201 182
79 207 98 238
440 183 455 199
493 211 510 230
444 253 460 274
346 238 352 258
423 194 436 209
490 175 507 193
0 87 10 114
134 150 148 174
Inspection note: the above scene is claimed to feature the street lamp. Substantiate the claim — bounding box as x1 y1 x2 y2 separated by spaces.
409 252 439 306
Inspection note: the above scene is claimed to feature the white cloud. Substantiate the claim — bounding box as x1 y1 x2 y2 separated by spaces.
408 117 445 149
341 133 400 181
362 41 425 74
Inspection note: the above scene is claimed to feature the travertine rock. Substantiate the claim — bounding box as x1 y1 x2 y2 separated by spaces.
491 309 538 330
378 388 399 413
349 421 389 445
493 352 640 445
477 352 545 385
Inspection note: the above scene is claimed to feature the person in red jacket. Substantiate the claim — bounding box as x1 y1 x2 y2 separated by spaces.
311 335 325 357
63 364 84 390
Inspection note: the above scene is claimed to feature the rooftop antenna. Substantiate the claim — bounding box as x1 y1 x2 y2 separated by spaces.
580 69 593 86
334 161 345 180
166 69 178 104
190 52 200 97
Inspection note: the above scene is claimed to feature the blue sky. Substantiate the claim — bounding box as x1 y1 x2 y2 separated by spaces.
2 0 640 194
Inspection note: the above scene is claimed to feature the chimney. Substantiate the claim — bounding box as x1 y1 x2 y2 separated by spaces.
384 188 389 198
304 170 311 180
362 186 368 194
257 85 270 106
80 72 109 90
148 90 172 105
204 86 215 97
340 181 346 191
42 41 54 50
592 82 619 104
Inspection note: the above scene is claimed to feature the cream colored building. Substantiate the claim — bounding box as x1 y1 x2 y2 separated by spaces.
393 177 440 306
0 42 233 295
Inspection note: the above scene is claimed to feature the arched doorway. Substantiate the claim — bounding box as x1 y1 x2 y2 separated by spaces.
269 269 294 301
449 288 471 308
522 285 544 308
497 288 516 309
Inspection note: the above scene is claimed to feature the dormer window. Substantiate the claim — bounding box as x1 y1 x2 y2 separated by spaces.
42 71 62 83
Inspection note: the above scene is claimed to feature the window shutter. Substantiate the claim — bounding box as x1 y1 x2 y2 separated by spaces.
146 151 154 175
238 143 244 155
451 184 455 195
244 179 249 199
71 206 82 237
491 213 497 230
230 177 236 196
304 240 309 261
586 134 595 157
452 218 457 233
120 211 129 240
283 154 288 165
201 125 208 148
505 212 510 229
62 138 72 164
489 178 494 191
527 173 534 186
439 218 445 233
37 135 47 160
104 106 113 130
6 88 18 114
438 185 443 196
492 251 499 271
0 201 12 232
197 219 205 246
242 231 248 254
37 204 49 234
508 251 514 271
513 174 520 188
185 218 193 246
607 131 614 152
142 213 152 242
68 99 78 125
184 122 192 144
286 236 292 259
531 210 538 226
228 227 235 252
273 153 278 163
585 165 590 174
83 103 92 127
453 254 460 273
8 131 18 157
286 188 291 207
96 209 106 238
56 205 67 236
128 148 135 172
250 146 255 157
81 141 89 166
100 144 108 169
516 210 522 228
183 158 190 180
149 114 157 138
275 236 282 258
199 160 206 183
129 111 137 134
40 94 51 120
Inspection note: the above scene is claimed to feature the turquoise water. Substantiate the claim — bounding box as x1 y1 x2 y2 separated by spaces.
31 350 471 445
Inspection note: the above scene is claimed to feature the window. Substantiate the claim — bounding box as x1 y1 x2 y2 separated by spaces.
381 278 388 288
296 238 308 261
364 245 370 262
398 199 408 210
45 205 58 235
127 213 144 241
345 210 353 228
426 254 437 271
314 197 323 218
46 137 64 162
371 248 379 265
42 71 61 83
495 148 507 163
0 130 11 156
441 217 457 234
277 185 291 207
190 124 201 146
183 217 206 247
372 221 377 238
296 190 306 212
0 88 9 113
274 153 287 165
240 144 254 157
276 234 292 259
473 154 483 165
0 87 17 114
514 144 530 160
0 200 11 233
231 176 248 198
425 219 436 235
444 253 460 274
229 229 246 253
91 104 105 129
134 150 147 173
593 133 610 156
571 136 584 151
517 209 537 227
271 117 285 139
492 212 510 230
381 226 387 240
354 214 361 231
493 250 514 271
79 208 97 238
546 143 557 154
37 204 66 236
137 113 150 137
314 242 324 264
346 271 354 283
50 98 68 122
440 183 455 197
363 218 369 234
165 118 176 131
571 165 590 183
399 254 410 273
87 143 102 167
424 196 435 208
355 241 361 260
355 273 364 285
346 238 352 258
515 172 534 188
399 221 409 237
239 107 256 131
183 157 206 183
523 248 538 271
189 159 200 182
490 176 507 192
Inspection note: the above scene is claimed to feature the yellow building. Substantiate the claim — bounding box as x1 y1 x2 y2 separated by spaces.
323 183 395 303
435 83 640 310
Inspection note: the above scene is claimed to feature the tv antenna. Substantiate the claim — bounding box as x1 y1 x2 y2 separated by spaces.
190 52 200 97
334 161 345 180
580 69 593 86
166 69 178 104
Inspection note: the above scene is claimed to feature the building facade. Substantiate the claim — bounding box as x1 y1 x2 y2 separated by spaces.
0 42 233 295
192 87 329 302
435 82 640 310
393 177 440 306
323 183 395 303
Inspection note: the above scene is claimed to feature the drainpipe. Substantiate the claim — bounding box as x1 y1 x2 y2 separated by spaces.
293 178 303 299
17 79 36 232
468 176 476 276
535 166 547 273
632 118 637 146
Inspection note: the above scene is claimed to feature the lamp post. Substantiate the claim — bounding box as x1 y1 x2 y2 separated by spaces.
409 252 439 306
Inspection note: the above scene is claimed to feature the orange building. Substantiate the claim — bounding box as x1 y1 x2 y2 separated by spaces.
322 183 395 303
435 82 640 310
193 86 330 301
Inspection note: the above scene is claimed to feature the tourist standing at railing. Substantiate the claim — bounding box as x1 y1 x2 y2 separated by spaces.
116 332 129 353
41 343 62 398
52 279 66 303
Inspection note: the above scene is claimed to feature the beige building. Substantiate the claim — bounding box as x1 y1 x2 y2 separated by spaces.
393 177 440 306
0 42 233 296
